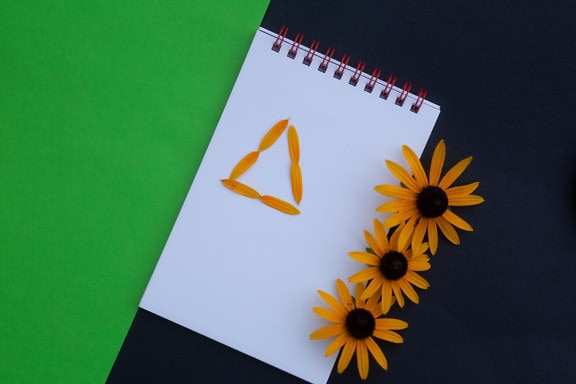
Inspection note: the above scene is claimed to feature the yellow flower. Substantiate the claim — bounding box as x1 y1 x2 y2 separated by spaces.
375 140 484 254
349 219 430 314
311 279 408 380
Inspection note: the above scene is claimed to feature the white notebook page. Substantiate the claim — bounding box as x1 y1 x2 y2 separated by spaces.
140 27 440 384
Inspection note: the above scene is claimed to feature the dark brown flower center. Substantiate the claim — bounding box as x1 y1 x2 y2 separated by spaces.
345 308 375 339
417 186 448 218
379 251 408 280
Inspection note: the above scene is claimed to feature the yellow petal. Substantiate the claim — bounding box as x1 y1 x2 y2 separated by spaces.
445 181 479 198
385 160 421 193
388 219 407 249
336 279 355 312
324 332 349 356
360 276 383 300
408 259 431 272
439 156 472 189
356 340 370 380
258 118 289 151
365 337 388 371
310 323 346 340
449 195 485 206
349 267 380 284
391 283 405 307
381 281 393 314
229 151 260 179
374 184 417 200
290 162 303 204
405 271 430 289
317 290 347 317
363 229 384 256
429 140 446 186
373 329 404 344
436 216 460 245
259 195 300 215
287 125 300 162
398 278 419 304
312 307 343 323
411 218 427 252
398 221 415 252
221 179 261 199
373 219 389 253
427 219 439 255
382 208 419 228
355 282 365 308
365 293 383 318
337 339 357 374
375 318 408 330
349 251 380 266
376 199 417 213
402 145 429 188
443 210 473 231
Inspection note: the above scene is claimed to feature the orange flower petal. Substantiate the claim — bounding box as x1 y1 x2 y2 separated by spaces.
258 118 289 151
382 208 420 228
439 156 472 189
408 259 431 272
259 195 300 215
429 140 446 186
375 318 408 330
337 339 357 374
376 199 417 213
411 218 427 252
402 145 429 188
443 209 473 231
374 184 418 200
363 229 384 256
317 290 347 317
349 251 380 266
398 278 420 304
381 280 394 314
287 125 300 162
356 339 370 379
324 332 350 356
391 283 405 307
373 219 389 254
336 279 355 312
436 216 460 245
427 219 439 255
405 270 430 289
373 329 404 344
361 276 384 300
221 179 261 199
229 151 260 179
365 337 388 371
349 267 380 284
449 195 485 206
290 162 303 204
310 323 346 340
355 282 365 308
445 181 479 198
385 160 421 193
398 221 415 252
312 307 343 323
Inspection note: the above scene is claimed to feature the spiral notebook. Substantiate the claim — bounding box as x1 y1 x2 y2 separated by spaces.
139 26 440 383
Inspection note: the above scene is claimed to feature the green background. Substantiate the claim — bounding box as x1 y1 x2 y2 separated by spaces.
0 1 270 382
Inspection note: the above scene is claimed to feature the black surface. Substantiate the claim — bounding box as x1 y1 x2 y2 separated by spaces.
109 1 576 383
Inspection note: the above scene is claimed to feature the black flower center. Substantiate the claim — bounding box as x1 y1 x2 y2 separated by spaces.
345 308 375 339
417 186 448 218
379 251 408 280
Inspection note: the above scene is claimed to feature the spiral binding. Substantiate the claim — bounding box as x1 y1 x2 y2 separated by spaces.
271 26 427 113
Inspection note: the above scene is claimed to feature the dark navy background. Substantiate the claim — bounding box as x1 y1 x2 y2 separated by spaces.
108 1 576 383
